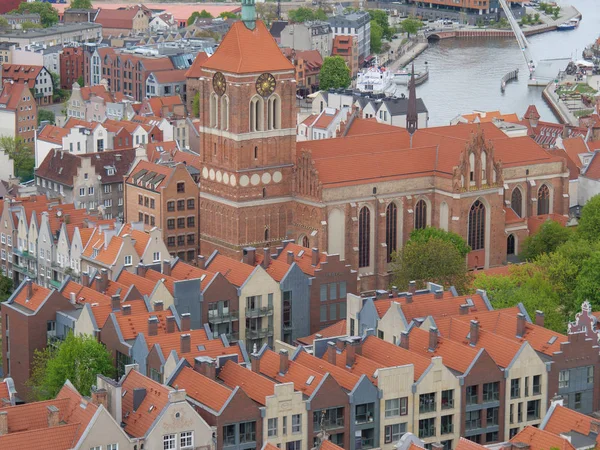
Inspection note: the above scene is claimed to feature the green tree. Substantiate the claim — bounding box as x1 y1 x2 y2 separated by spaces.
319 56 351 90
26 333 114 401
38 109 56 125
257 2 278 24
577 194 600 242
15 2 59 28
0 136 35 181
368 9 392 40
192 92 200 117
520 220 571 260
188 10 214 25
574 252 600 309
391 236 471 294
552 6 560 20
21 21 43 30
0 275 13 302
370 20 383 54
219 11 239 19
287 7 327 23
408 227 471 258
0 16 9 30
400 16 422 37
76 75 85 87
69 0 93 9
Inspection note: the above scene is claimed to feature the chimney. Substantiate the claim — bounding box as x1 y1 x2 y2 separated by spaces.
82 272 90 286
346 340 356 367
69 291 77 305
122 304 131 315
279 349 289 374
590 421 600 434
516 313 526 338
406 293 413 304
111 294 120 311
400 331 409 349
469 320 479 346
153 300 164 311
434 289 443 299
287 251 294 264
26 279 33 300
180 334 191 353
251 353 261 373
460 304 469 315
148 317 159 336
100 268 108 292
166 315 175 333
0 411 7 436
47 405 59 428
243 247 256 266
162 260 171 276
535 310 545 327
194 356 216 379
181 313 190 331
136 263 147 277
428 327 438 351
262 248 271 268
327 341 337 365
408 281 416 294
197 255 205 269
311 248 319 266
91 387 108 409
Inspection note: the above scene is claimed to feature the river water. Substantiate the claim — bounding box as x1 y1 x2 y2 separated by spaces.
400 0 599 126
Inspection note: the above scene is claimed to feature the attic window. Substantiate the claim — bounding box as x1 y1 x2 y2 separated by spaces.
306 375 315 385
92 249 99 258
197 345 206 351
122 390 127 397
148 405 155 413
548 336 557 345
107 167 115 176
297 250 305 258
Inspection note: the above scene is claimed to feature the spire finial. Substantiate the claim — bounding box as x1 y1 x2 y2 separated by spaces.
242 0 257 30
406 63 418 138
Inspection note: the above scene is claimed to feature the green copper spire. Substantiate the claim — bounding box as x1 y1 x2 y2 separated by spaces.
241 0 256 30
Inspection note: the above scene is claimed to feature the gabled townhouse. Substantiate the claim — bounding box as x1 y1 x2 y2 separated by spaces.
145 71 188 102
1 279 76 398
0 80 37 144
455 307 600 414
405 325 505 445
35 121 109 164
13 203 42 286
1 63 53 105
66 81 135 121
168 359 263 450
132 114 175 142
540 398 600 447
435 316 548 440
206 251 281 352
220 359 309 450
68 226 100 281
296 320 347 347
256 347 351 449
118 223 170 267
81 225 140 280
509 425 576 450
97 364 215 450
274 242 357 334
103 119 163 147
0 380 135 450
117 268 175 309
124 160 200 261
297 107 349 142
94 5 150 37
242 247 311 344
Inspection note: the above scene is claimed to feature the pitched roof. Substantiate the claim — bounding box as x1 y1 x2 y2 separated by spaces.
95 5 143 29
35 150 81 187
0 82 29 111
321 440 345 450
543 404 600 444
1 64 43 89
455 438 488 450
259 349 324 396
185 51 210 78
118 225 150 257
151 69 187 84
10 282 51 313
275 243 327 276
201 21 294 74
293 350 360 391
218 360 275 406
120 369 170 437
582 151 600 180
170 261 217 290
326 350 384 384
562 136 589 170
116 270 158 297
297 319 347 345
511 425 575 450
251 253 291 282
83 232 124 266
114 308 173 341
170 366 231 412
125 160 174 191
206 253 255 287
359 335 430 380
460 110 520 123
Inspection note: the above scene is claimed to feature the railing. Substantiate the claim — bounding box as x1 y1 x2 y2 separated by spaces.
245 305 273 318
420 401 437 414
466 420 482 431
355 412 375 424
208 310 239 323
441 399 454 410
419 426 436 439
13 248 36 260
314 418 344 431
361 438 375 449
12 262 36 278
50 279 62 288
225 332 239 342
441 424 454 435
282 323 294 331
246 327 274 339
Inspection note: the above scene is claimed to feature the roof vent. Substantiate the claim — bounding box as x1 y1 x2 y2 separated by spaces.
306 375 315 385
148 405 155 412
548 336 557 344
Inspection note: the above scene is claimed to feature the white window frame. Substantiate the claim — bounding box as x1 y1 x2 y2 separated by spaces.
163 434 176 450
124 255 132 266
153 252 161 262
180 431 194 449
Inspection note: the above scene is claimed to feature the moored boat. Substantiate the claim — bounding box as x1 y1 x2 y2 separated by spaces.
394 65 429 85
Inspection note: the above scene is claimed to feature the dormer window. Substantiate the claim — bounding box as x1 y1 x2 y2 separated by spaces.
92 249 99 258
107 167 115 176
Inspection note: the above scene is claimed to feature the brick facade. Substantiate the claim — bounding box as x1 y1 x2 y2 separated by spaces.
60 46 85 90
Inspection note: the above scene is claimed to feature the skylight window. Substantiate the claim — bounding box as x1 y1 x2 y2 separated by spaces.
298 250 305 257
306 376 315 385
548 336 557 345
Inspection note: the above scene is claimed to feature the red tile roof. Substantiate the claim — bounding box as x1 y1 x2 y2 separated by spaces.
297 320 347 346
171 366 231 412
1 64 43 89
125 160 174 192
218 360 275 406
95 5 144 29
144 269 177 295
543 404 600 444
185 51 210 78
116 270 158 297
170 261 216 290
0 82 30 111
114 309 174 341
202 21 294 74
562 136 588 170
10 282 51 312
327 351 384 385
152 69 187 84
294 351 360 391
259 349 324 396
275 243 327 276
121 369 170 437
251 253 291 282
360 336 430 380
455 438 488 450
206 254 255 287
511 426 575 450
583 151 600 180
321 440 345 450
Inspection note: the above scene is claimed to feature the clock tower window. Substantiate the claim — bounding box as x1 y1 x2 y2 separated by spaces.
210 93 219 128
220 95 230 131
267 95 281 130
249 96 264 132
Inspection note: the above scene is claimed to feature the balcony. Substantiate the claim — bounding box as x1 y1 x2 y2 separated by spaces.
441 424 454 435
225 332 239 342
360 438 375 449
13 248 36 260
315 418 344 431
246 327 274 339
208 310 239 324
245 305 273 318
441 399 454 410
419 426 436 439
282 322 293 331
50 279 62 288
12 261 36 278
420 402 437 414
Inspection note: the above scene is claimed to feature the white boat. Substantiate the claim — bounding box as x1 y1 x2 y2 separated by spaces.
394 66 429 86
356 66 394 94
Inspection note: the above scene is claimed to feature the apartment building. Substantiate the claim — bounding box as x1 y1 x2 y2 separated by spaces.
327 12 371 62
59 46 85 90
0 80 37 144
145 70 188 102
1 63 53 105
0 22 103 47
332 35 359 78
280 21 332 60
94 5 151 37
124 160 200 262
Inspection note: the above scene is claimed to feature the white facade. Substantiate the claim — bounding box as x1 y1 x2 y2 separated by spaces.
0 110 16 139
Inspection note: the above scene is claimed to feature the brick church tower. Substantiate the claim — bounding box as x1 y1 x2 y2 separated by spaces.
196 0 298 257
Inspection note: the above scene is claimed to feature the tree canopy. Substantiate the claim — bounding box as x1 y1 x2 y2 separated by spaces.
192 92 200 117
401 16 423 37
520 219 572 260
368 10 392 40
407 227 471 258
219 11 239 19
69 0 93 9
319 56 351 91
0 17 10 30
0 136 35 182
0 275 13 303
391 229 471 294
257 2 278 25
188 10 214 25
27 333 114 401
15 2 59 28
370 20 383 54
38 109 55 125
287 7 327 23
576 194 600 242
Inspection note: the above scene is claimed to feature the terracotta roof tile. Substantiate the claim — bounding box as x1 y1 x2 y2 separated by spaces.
125 160 174 192
170 366 231 412
0 424 80 450
115 308 173 341
10 282 51 312
206 254 255 287
1 64 43 89
0 82 29 111
0 379 10 402
326 351 383 385
511 426 575 450
455 438 488 450
218 360 275 405
583 151 600 180
294 351 360 391
185 51 209 78
170 261 217 290
152 69 187 84
562 137 588 169
251 253 290 282
274 243 327 276
121 369 170 437
118 225 150 257
360 335 430 380
259 349 324 396
543 405 600 443
201 21 293 74
321 440 345 450
297 320 347 345
116 270 158 297
90 299 148 330
144 269 177 295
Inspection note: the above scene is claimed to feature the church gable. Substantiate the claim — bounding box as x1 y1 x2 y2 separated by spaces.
294 151 322 200
453 128 503 192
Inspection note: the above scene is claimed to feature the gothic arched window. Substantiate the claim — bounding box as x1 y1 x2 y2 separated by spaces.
468 200 486 251
267 95 281 130
385 203 398 262
538 185 550 215
220 96 229 131
358 206 370 268
414 200 427 230
511 187 523 218
507 234 516 255
249 96 264 132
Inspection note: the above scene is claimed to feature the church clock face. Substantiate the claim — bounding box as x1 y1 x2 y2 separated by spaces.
256 73 276 97
213 72 226 96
